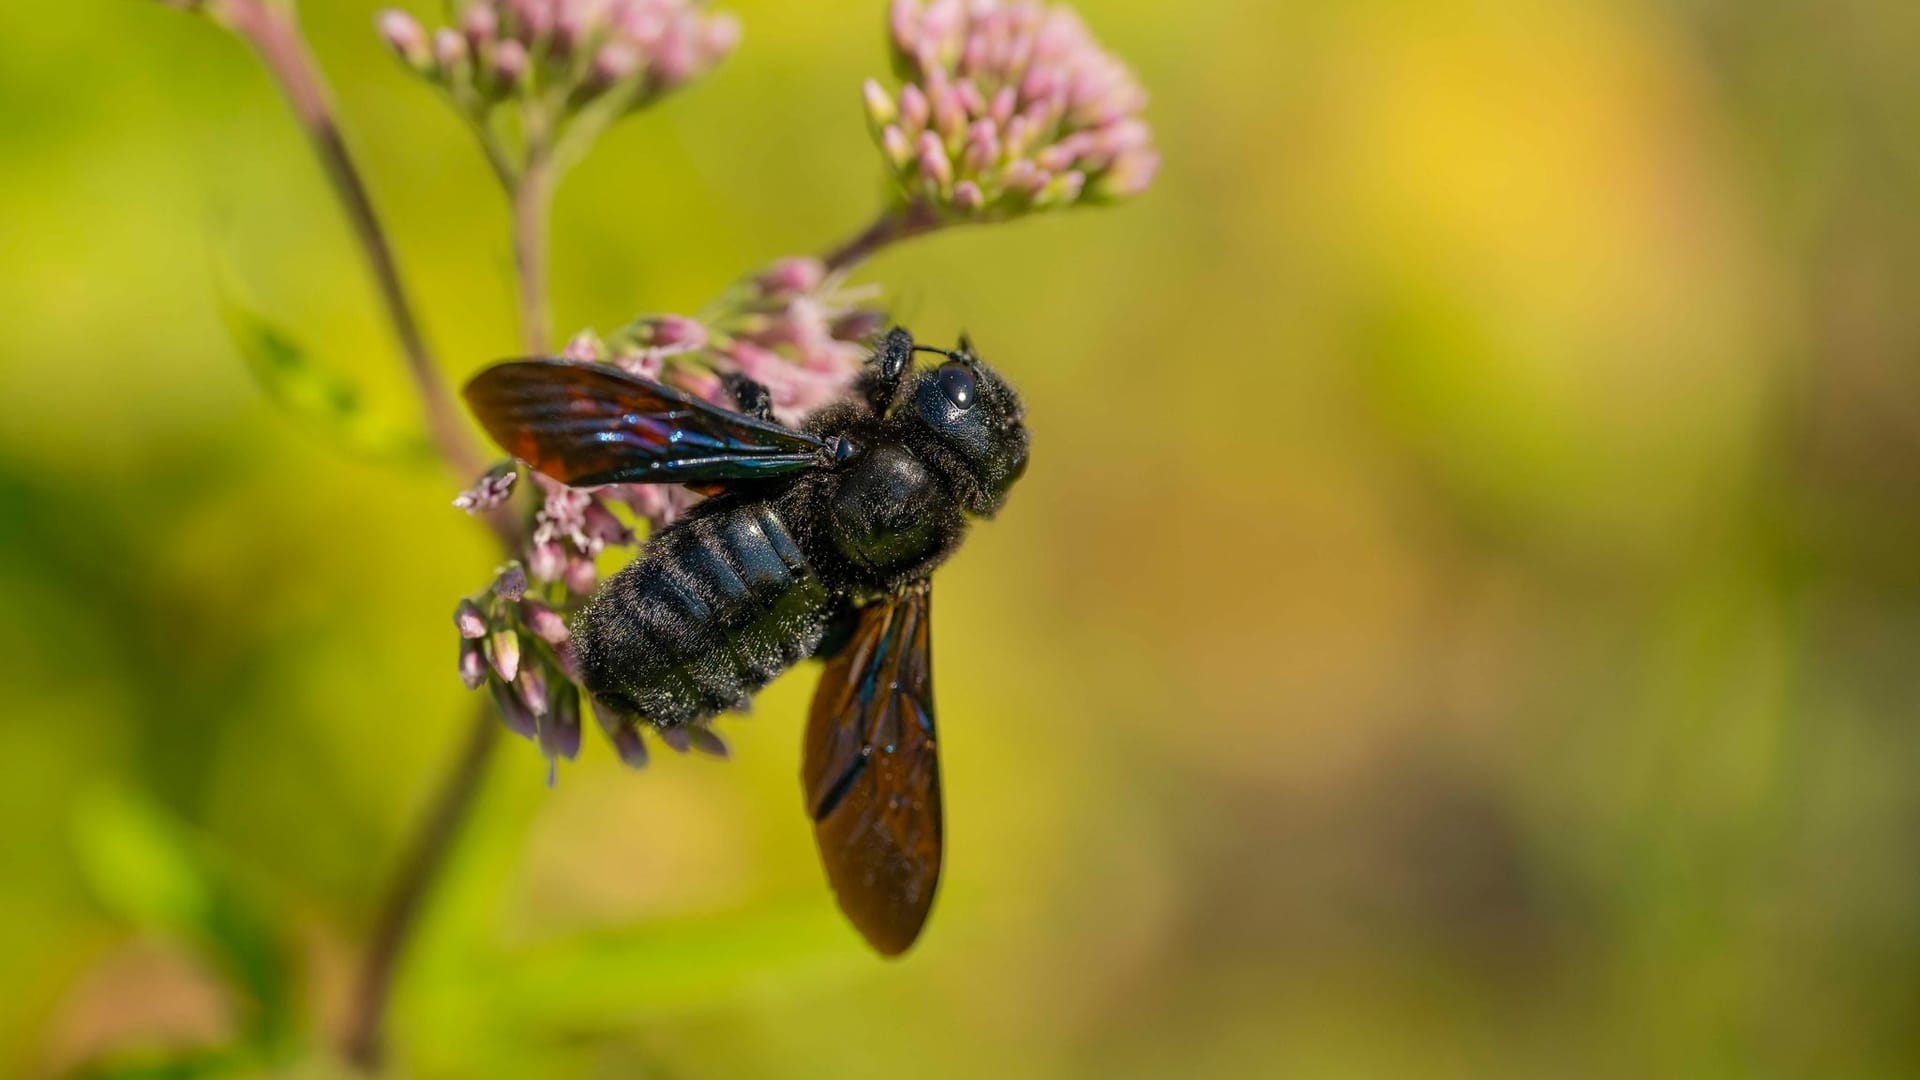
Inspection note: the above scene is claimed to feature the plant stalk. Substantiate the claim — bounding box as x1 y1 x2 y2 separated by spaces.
512 156 555 354
342 706 501 1071
822 199 945 274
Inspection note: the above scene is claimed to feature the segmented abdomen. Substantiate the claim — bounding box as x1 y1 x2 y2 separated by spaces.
573 501 831 727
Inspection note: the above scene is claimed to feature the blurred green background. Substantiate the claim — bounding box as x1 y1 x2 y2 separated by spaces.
6 0 1920 1076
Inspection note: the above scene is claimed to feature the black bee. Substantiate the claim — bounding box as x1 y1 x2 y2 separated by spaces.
464 327 1029 955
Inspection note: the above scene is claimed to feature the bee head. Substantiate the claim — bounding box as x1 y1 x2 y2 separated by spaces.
905 334 1029 515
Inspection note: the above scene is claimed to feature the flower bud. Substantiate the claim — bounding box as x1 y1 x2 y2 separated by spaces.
610 726 650 769
507 0 550 43
862 78 898 129
548 681 583 762
432 28 467 72
899 84 930 132
492 38 528 92
453 463 517 513
687 725 729 759
458 637 487 689
591 41 642 89
488 626 521 683
564 556 597 596
916 131 954 191
377 10 432 70
563 330 606 362
520 599 570 645
832 309 887 343
631 314 708 349
462 4 498 53
515 662 549 718
454 598 487 639
882 125 913 168
494 563 528 601
758 257 825 295
528 540 566 583
489 679 537 740
582 499 633 549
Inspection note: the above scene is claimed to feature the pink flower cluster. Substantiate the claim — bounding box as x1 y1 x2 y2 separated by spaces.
864 0 1158 217
377 0 740 117
706 257 883 425
455 562 585 778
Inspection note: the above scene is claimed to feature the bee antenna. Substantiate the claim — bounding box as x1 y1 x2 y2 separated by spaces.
911 345 958 361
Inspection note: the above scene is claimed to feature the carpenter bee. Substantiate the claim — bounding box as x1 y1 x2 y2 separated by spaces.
464 327 1029 955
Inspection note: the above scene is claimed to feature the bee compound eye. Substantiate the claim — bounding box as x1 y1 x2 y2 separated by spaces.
936 363 976 410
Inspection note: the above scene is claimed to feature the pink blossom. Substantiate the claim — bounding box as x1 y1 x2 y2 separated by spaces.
865 0 1158 216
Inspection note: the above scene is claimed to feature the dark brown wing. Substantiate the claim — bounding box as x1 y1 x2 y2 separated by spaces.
464 359 829 487
804 583 941 956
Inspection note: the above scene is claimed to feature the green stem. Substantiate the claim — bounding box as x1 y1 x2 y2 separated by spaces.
513 155 555 355
342 706 501 1072
822 200 946 274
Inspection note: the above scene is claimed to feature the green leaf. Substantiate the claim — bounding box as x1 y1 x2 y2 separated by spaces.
212 273 430 464
71 785 301 1056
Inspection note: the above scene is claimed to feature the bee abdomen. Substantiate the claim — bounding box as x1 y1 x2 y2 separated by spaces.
574 502 831 728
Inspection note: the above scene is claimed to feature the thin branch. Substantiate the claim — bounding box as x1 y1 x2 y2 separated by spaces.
343 705 501 1072
512 156 555 354
822 199 945 275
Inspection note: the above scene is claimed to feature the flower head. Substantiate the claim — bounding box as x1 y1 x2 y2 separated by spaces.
864 0 1158 220
378 1 739 177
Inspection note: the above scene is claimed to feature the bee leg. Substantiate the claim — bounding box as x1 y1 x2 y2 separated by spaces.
720 373 777 421
856 327 915 415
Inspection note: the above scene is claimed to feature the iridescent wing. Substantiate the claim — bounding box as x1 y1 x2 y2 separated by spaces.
464 359 830 487
804 583 942 956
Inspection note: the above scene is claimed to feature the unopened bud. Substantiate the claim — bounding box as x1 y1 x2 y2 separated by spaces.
489 679 537 739
611 726 650 769
548 681 583 762
462 4 498 52
491 39 528 92
582 499 632 549
759 257 825 295
454 598 487 639
458 637 487 689
564 556 597 596
432 27 467 71
521 600 570 644
899 84 930 131
377 10 431 70
631 314 708 349
488 627 521 682
687 725 729 759
494 563 528 601
882 125 913 169
863 78 897 128
591 41 642 89
453 463 517 513
563 330 605 362
528 540 566 583
917 131 953 190
515 662 549 718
